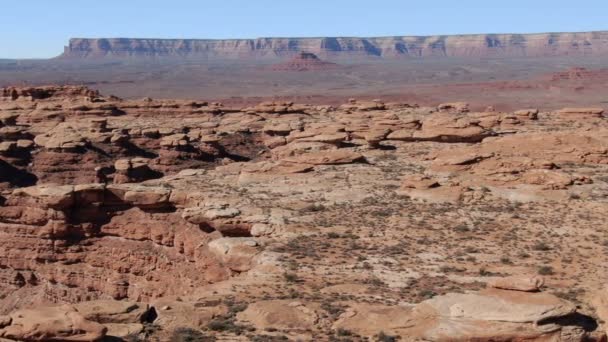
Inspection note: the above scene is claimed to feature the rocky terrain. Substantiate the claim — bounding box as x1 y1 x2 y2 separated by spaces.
0 86 607 341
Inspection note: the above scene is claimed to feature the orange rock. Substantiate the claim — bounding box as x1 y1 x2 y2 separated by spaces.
0 305 107 341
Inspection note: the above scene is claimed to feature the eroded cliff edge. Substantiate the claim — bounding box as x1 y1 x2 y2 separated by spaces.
60 31 608 60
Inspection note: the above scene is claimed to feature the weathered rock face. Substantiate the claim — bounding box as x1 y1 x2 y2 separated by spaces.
0 300 159 341
0 183 232 308
61 32 608 59
1 85 99 101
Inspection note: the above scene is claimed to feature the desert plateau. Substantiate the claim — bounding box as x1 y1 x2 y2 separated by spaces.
0 79 607 340
1 10 608 341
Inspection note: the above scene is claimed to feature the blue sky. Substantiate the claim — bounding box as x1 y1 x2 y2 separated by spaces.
1 0 606 58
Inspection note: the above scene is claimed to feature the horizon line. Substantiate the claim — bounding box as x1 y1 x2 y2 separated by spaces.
67 29 608 42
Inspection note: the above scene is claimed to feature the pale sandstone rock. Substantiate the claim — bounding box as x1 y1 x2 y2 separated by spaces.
104 323 144 338
237 300 318 330
335 289 586 340
0 305 107 341
514 108 540 120
332 304 417 337
339 100 386 112
151 299 228 331
208 237 261 272
12 184 75 210
73 300 152 324
107 184 172 208
592 286 608 336
419 289 576 324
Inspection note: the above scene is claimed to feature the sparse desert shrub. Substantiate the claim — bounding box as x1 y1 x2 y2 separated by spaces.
327 232 341 239
464 246 479 253
538 266 554 275
532 242 552 251
478 267 495 276
335 328 353 336
440 265 465 273
283 272 299 283
300 203 326 212
500 257 512 264
376 331 399 342
322 302 346 318
171 327 214 342
250 335 289 342
453 224 470 233
419 289 437 299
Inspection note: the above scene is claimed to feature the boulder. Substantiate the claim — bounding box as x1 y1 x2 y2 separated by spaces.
73 300 152 324
513 109 539 120
339 100 386 112
437 102 470 113
11 184 75 210
402 175 440 190
108 184 172 208
34 126 88 151
414 115 492 143
237 300 318 330
104 323 144 339
151 299 228 331
0 305 106 341
592 286 608 336
334 288 588 340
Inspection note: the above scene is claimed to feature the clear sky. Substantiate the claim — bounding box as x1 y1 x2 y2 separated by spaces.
1 0 607 58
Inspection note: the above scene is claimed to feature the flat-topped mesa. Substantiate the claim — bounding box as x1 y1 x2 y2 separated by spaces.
270 52 339 71
59 31 608 60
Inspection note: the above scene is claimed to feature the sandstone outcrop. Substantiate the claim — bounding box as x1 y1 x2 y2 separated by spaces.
0 305 107 341
0 86 607 340
334 288 592 340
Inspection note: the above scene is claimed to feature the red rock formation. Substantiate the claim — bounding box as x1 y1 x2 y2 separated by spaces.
270 52 339 71
60 32 608 59
1 85 608 340
1 85 100 101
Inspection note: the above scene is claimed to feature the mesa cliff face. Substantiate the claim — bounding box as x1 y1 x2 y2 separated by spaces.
61 31 608 60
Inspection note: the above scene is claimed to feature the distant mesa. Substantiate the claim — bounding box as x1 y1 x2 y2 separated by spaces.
58 31 608 60
269 52 339 72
